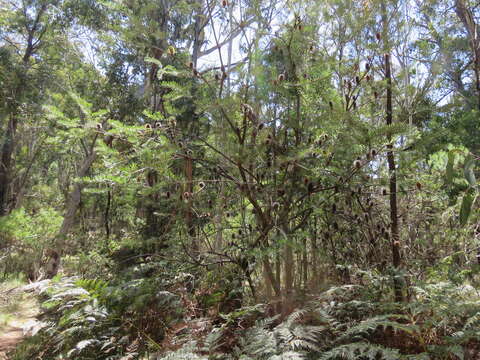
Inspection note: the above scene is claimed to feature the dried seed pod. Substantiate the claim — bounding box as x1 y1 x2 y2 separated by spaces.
145 124 152 130
258 123 265 130
278 73 285 82
382 188 387 196
188 61 194 69
376 32 381 41
308 182 315 193
416 182 422 191
365 63 370 71
96 123 103 131
354 159 362 169
370 149 377 157
355 75 360 85
303 177 310 185
199 181 205 189
329 101 333 110
222 0 228 7
167 46 176 56
272 201 280 210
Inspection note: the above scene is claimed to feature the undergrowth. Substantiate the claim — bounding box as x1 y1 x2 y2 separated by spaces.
9 268 480 359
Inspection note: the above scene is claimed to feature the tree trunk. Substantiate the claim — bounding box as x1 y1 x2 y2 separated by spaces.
455 0 480 110
263 260 273 299
263 257 281 297
302 237 308 291
45 151 97 278
0 114 18 216
283 225 295 313
382 1 403 302
185 155 198 255
0 3 47 216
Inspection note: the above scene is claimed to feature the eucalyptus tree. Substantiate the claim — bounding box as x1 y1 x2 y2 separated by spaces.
0 0 57 215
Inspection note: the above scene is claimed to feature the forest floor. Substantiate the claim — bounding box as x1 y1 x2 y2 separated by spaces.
0 280 41 359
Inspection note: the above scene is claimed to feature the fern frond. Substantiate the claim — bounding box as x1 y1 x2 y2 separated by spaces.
339 315 418 342
158 342 207 359
319 342 401 360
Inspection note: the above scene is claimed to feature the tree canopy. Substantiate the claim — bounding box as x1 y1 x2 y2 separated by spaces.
2 0 480 358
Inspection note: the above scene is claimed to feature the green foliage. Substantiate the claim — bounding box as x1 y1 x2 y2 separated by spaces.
319 343 401 360
12 274 183 359
0 207 62 277
459 187 476 226
158 342 208 360
338 314 418 342
4 0 480 359
0 207 62 247
62 250 114 278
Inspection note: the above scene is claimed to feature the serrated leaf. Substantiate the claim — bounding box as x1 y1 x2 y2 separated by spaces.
446 151 455 185
145 56 162 67
460 188 476 226
464 155 476 186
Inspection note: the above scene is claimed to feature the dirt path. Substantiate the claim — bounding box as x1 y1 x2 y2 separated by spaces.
0 283 43 359
0 327 24 359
